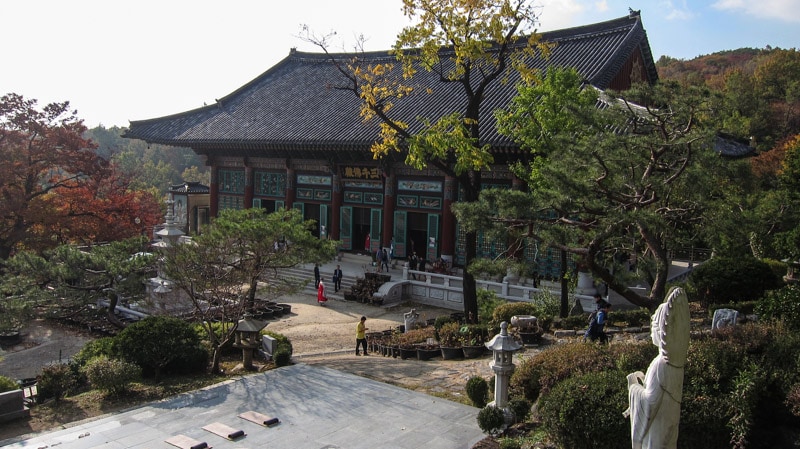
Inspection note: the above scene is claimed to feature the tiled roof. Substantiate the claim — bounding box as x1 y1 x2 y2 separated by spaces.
170 182 209 194
125 13 656 152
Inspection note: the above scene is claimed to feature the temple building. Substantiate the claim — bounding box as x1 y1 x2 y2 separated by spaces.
125 12 659 279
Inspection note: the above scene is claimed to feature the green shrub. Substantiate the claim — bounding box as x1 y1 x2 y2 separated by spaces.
115 316 206 380
82 356 141 395
492 301 538 327
508 397 531 423
459 323 489 346
537 370 629 449
687 256 782 305
477 288 506 323
38 363 77 403
272 347 291 367
709 301 757 319
610 341 657 373
762 258 788 280
510 342 615 403
477 405 506 436
438 321 463 347
678 322 800 449
466 375 489 408
434 315 456 341
0 375 18 393
72 337 117 368
263 330 293 356
756 284 800 329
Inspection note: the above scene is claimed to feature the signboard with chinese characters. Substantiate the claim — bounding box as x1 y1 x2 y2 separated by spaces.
342 166 381 180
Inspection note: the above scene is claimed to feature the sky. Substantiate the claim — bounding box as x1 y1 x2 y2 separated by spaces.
3 0 800 129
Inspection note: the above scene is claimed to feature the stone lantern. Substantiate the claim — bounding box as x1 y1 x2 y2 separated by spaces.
233 314 267 370
485 321 522 424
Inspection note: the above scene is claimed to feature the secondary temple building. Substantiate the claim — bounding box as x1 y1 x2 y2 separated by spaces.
125 12 659 279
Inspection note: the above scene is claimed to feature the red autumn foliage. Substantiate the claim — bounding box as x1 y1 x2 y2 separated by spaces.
0 93 160 258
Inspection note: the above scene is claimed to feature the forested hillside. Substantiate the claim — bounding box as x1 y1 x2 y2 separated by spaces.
85 126 209 197
656 47 800 152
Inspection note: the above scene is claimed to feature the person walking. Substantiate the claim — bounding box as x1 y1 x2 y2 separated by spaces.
375 246 383 272
381 248 390 272
355 316 369 356
584 301 611 343
409 252 419 280
333 264 343 292
313 263 320 288
317 277 328 306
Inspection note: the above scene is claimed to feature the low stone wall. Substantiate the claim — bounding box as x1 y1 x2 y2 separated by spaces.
0 389 30 423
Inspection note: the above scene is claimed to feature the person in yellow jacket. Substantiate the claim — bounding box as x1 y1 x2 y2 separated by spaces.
355 316 369 356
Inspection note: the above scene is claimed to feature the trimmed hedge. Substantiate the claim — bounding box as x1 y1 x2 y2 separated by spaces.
515 322 800 448
537 370 629 449
466 375 489 408
687 256 782 305
115 316 206 380
82 356 141 395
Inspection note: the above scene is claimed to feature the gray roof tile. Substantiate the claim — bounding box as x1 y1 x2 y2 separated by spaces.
125 13 657 152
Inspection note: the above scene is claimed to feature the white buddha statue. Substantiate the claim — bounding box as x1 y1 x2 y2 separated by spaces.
623 287 690 449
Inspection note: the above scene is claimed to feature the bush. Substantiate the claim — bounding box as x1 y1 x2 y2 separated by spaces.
438 321 462 347
263 330 293 357
756 284 800 329
272 347 291 367
537 370 629 449
72 337 117 368
466 375 489 408
38 363 77 403
82 356 141 395
678 322 800 449
508 397 531 423
477 288 506 323
115 316 206 380
477 405 506 436
510 342 615 403
0 375 18 393
460 323 489 346
492 301 539 327
688 256 782 305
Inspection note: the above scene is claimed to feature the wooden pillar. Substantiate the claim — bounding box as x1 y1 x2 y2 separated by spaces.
331 173 342 241
210 166 219 218
382 171 395 250
285 165 296 208
440 175 457 260
244 165 254 208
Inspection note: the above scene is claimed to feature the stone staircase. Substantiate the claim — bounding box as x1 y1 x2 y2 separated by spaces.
276 252 404 305
277 266 362 300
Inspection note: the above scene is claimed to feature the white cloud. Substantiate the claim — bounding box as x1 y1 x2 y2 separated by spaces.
660 0 695 20
536 0 587 30
713 0 800 23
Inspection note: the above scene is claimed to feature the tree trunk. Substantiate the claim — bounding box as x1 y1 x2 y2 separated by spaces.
460 170 481 323
105 290 127 329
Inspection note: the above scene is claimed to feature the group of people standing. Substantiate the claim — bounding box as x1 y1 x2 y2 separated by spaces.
314 263 344 306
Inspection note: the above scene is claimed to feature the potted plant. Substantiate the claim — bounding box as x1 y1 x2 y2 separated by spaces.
392 327 435 360
460 324 489 359
438 321 463 360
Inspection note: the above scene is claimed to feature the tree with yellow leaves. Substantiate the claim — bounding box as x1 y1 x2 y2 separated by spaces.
304 0 545 322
